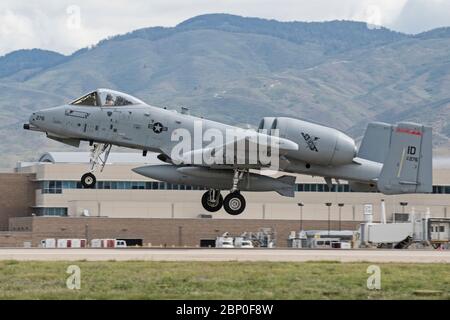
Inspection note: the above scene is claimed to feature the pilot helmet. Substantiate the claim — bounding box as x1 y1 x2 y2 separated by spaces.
105 94 114 102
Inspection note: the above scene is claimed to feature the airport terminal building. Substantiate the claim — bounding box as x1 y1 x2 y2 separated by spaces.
0 152 449 247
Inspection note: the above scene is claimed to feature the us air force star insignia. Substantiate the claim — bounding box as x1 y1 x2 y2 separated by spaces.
153 122 164 134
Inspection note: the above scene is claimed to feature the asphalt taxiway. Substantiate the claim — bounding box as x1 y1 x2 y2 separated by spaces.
0 248 449 263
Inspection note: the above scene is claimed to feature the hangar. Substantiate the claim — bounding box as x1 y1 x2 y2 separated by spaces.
0 152 449 247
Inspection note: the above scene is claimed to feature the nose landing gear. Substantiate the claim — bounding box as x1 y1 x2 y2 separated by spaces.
80 143 111 188
81 172 97 188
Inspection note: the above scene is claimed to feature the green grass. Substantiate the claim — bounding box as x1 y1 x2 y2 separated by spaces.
0 261 448 300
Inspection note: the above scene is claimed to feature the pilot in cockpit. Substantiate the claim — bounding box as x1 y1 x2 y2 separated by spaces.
105 94 115 106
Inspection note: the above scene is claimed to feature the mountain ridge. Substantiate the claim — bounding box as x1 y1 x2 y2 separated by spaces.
0 14 449 167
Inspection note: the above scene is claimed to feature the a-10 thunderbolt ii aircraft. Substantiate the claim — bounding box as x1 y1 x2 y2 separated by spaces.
24 89 432 215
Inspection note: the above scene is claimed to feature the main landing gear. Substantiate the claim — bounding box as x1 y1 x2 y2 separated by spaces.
200 169 247 216
201 189 223 212
80 143 111 188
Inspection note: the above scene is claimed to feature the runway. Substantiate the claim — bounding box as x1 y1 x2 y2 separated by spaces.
0 248 449 263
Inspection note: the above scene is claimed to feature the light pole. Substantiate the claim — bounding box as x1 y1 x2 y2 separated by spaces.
297 203 304 231
85 224 89 243
178 226 183 247
398 202 408 223
400 202 408 214
325 203 332 236
338 203 344 231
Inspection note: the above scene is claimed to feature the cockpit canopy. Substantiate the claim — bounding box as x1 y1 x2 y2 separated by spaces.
70 89 145 107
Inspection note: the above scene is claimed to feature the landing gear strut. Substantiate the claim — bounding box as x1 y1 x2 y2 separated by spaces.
80 143 111 188
201 189 223 212
199 169 248 215
222 169 247 215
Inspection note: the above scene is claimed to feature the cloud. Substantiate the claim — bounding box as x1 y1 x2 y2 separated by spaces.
349 0 408 29
0 10 40 52
390 0 450 34
0 0 449 56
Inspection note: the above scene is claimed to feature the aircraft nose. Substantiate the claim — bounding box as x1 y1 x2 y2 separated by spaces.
29 113 37 124
30 110 48 125
26 106 61 130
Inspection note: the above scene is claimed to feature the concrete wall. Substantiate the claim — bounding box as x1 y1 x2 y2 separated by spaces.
9 217 361 248
0 232 33 247
0 173 36 231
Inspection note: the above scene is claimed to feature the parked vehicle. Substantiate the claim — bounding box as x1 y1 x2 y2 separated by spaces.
234 237 254 248
56 239 87 248
40 238 56 248
41 238 87 248
90 239 127 248
215 233 235 248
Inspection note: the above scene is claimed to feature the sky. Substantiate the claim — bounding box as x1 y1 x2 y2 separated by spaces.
1 0 450 56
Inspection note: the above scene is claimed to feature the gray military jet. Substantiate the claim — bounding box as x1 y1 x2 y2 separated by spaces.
24 89 432 215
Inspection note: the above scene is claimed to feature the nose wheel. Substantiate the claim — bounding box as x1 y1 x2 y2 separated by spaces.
81 172 96 189
201 189 223 212
80 143 111 189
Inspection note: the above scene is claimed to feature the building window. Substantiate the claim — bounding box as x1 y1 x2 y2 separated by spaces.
41 181 62 194
432 186 450 194
38 180 450 194
33 207 68 216
62 181 77 189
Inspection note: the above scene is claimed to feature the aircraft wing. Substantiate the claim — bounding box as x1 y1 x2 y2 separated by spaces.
172 133 298 168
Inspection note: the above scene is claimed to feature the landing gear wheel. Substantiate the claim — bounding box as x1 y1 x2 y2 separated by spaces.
81 172 96 189
224 192 246 216
201 191 223 212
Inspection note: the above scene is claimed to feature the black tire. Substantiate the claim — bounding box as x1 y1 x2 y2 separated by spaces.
224 192 246 216
81 172 97 189
201 191 223 212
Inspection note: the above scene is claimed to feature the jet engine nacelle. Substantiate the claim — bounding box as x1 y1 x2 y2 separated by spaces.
258 117 277 131
267 117 357 166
